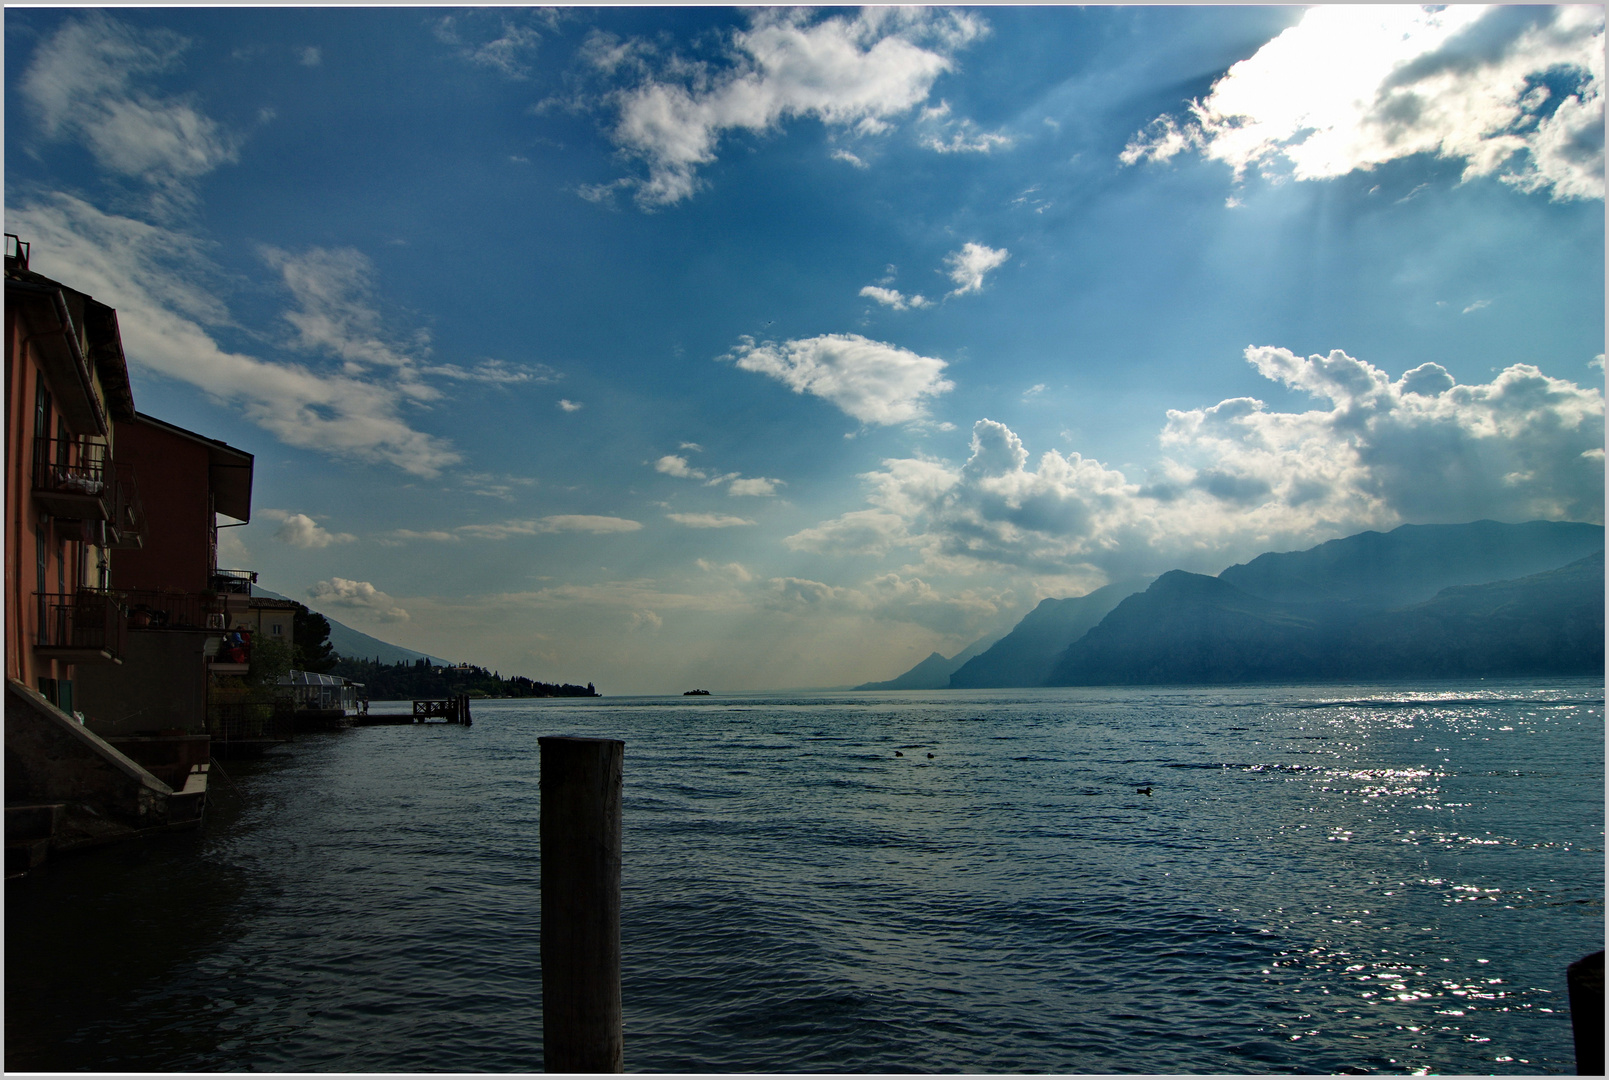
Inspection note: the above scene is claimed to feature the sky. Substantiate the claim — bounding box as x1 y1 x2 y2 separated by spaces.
5 5 1604 694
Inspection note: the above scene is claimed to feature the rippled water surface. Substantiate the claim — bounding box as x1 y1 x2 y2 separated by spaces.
6 681 1603 1073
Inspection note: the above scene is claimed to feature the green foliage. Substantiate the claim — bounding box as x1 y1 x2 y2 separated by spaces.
250 634 294 690
292 603 337 673
328 656 599 700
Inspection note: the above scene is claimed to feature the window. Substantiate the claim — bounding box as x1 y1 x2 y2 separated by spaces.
271 623 283 636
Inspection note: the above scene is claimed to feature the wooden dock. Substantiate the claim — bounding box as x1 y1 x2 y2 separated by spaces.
350 694 473 727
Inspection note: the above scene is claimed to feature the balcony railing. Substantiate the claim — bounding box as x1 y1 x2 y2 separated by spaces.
35 588 126 663
121 589 227 631
210 569 258 595
106 463 146 549
210 628 252 674
33 435 112 522
208 697 294 749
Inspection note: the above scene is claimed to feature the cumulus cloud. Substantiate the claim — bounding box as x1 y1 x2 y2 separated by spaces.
1122 5 1604 201
726 333 953 425
727 477 781 497
260 509 355 548
603 8 986 206
628 610 663 632
7 195 462 477
917 101 1013 154
762 570 1009 635
666 512 756 528
559 399 584 412
944 242 1010 297
21 13 239 210
859 285 932 310
298 46 322 67
654 454 706 479
308 577 409 622
792 347 1602 580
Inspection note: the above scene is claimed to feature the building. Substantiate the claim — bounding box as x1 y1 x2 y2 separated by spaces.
4 235 253 868
75 413 260 737
4 235 141 712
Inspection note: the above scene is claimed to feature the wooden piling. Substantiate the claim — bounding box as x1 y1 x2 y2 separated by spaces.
1568 949 1604 1076
540 736 624 1073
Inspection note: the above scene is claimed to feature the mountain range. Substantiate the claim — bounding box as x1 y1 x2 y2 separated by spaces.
857 520 1604 690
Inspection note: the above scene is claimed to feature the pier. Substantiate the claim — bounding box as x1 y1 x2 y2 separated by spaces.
351 693 473 727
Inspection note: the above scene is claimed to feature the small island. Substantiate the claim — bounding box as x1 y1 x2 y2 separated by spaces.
683 689 711 696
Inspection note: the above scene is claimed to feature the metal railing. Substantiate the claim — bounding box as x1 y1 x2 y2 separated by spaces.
35 588 126 659
210 568 258 595
33 436 112 520
207 698 294 747
107 463 146 548
121 589 226 631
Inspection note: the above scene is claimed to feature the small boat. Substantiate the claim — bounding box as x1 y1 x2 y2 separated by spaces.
683 688 711 696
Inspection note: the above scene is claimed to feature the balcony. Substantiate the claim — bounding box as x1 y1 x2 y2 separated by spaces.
33 436 111 522
121 589 227 631
106 463 146 549
35 589 126 663
210 569 257 595
208 628 252 675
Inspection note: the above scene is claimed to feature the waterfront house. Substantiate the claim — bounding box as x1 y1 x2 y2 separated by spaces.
4 235 251 868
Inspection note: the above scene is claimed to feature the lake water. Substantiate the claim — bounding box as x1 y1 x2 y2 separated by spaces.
5 681 1603 1074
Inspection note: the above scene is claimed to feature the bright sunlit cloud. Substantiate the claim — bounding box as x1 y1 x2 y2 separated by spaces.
601 8 986 205
726 333 954 425
1123 5 1604 201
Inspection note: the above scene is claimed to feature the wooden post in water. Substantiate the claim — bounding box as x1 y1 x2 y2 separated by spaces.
1568 950 1604 1075
540 736 623 1073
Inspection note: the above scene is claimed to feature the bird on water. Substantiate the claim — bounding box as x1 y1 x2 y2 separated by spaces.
1137 786 1153 795
894 751 903 757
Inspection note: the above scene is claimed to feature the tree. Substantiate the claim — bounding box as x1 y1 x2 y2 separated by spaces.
293 603 337 673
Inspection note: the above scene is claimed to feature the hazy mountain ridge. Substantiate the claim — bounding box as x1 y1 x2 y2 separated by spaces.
854 520 1604 690
948 579 1153 688
852 632 1000 691
1216 519 1604 606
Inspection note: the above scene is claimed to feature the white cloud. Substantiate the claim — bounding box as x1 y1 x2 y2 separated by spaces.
263 245 437 396
666 512 756 528
308 577 409 622
7 195 461 477
654 454 706 479
422 359 560 385
761 570 1009 636
559 399 584 412
457 516 644 540
605 8 986 206
1462 299 1492 315
917 102 1013 154
434 13 544 79
628 610 663 632
298 46 321 67
794 348 1602 580
727 477 782 497
784 508 911 556
696 558 754 583
859 285 932 311
260 509 355 548
1122 5 1604 201
944 242 1010 297
21 13 240 211
831 148 868 168
725 333 953 425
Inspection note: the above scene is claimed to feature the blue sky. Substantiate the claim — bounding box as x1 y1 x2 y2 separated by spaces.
7 5 1603 692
